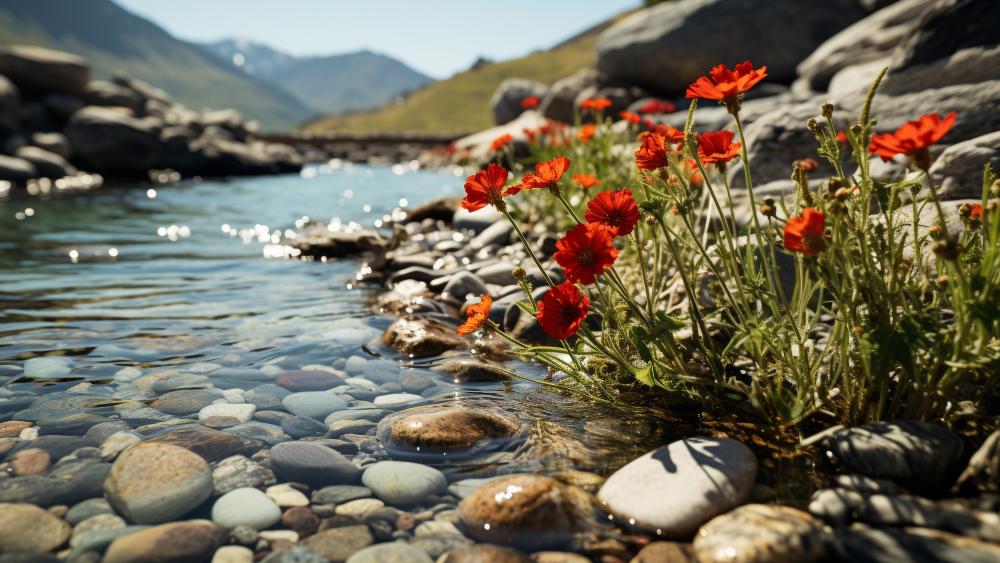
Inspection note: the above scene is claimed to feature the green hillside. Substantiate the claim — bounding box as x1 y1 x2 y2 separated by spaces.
304 13 629 135
0 0 312 129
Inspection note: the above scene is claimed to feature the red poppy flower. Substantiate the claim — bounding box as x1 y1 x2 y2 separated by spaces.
578 123 596 143
651 124 685 144
585 189 640 236
573 173 601 189
457 294 492 335
461 163 514 212
536 281 589 340
635 131 669 170
554 223 619 284
836 131 848 145
798 158 819 173
683 158 704 187
639 100 677 114
696 131 741 165
868 112 956 162
523 128 538 142
580 98 612 112
491 133 514 152
511 156 571 194
521 96 540 109
784 208 826 255
970 203 984 220
620 111 642 125
685 60 768 102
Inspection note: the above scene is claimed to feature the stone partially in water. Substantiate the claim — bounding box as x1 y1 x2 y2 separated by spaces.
199 403 255 424
597 437 757 536
383 317 466 358
0 502 71 553
826 421 963 484
276 370 345 392
361 461 447 506
312 485 372 505
149 389 224 416
439 544 531 562
345 542 433 563
145 425 264 462
376 406 520 462
431 359 511 382
693 504 827 563
269 441 361 487
630 542 698 562
282 391 348 420
212 487 282 530
23 356 73 377
372 393 424 409
102 520 227 563
104 442 213 524
457 475 591 550
303 525 373 562
281 415 329 439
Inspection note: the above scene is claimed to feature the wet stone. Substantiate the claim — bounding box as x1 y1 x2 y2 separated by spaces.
255 410 294 425
245 384 291 411
363 360 401 384
70 514 126 547
104 442 213 524
372 393 424 409
325 408 388 425
66 498 113 525
282 506 320 538
145 425 264 462
630 542 698 563
149 389 224 416
597 437 758 536
282 391 348 420
312 485 373 505
213 545 255 563
335 498 385 519
458 475 591 550
345 543 433 563
276 370 345 392
303 525 373 562
826 420 963 484
440 544 531 562
269 441 361 487
833 524 1000 563
431 359 511 382
0 502 71 553
16 434 97 461
377 406 520 462
0 420 33 437
693 504 827 563
212 454 276 495
199 403 255 424
225 421 290 446
102 520 227 563
281 415 329 439
383 317 466 358
329 419 376 437
361 461 447 506
212 487 282 530
10 447 50 476
266 483 309 507
99 431 142 460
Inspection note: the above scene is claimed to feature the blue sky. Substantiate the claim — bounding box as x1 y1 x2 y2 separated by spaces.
115 0 639 78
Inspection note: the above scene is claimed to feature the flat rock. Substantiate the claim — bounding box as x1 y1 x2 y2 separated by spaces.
302 525 373 562
269 441 361 487
276 370 345 392
693 504 826 563
312 485 372 505
199 403 255 424
372 393 424 409
66 498 113 525
440 544 530 563
361 461 447 506
265 483 310 508
70 513 126 548
597 437 758 536
145 425 264 462
826 421 963 484
103 520 226 563
150 389 225 415
282 391 348 419
377 406 520 461
281 415 329 439
0 45 90 95
104 442 213 524
212 487 282 530
212 454 276 495
383 317 466 358
0 502 71 553
345 542 433 563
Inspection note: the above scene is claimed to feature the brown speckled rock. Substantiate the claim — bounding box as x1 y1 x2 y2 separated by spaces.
441 544 531 562
630 542 698 562
276 370 345 392
103 442 213 524
377 406 519 460
0 420 32 437
103 520 226 563
383 317 466 358
10 448 51 476
694 504 826 563
0 502 71 553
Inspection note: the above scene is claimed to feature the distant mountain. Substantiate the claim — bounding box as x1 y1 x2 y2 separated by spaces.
0 0 312 129
199 40 433 115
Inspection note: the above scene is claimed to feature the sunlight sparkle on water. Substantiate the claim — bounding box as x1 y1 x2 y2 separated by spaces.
146 188 157 198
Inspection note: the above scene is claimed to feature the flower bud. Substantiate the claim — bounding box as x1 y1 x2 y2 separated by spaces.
849 123 862 135
512 266 527 282
936 274 950 285
644 215 658 226
825 177 845 194
991 179 1000 198
958 203 972 218
932 239 959 261
835 187 851 201
821 101 834 118
760 204 776 217
806 118 819 132
852 326 864 336
928 225 944 239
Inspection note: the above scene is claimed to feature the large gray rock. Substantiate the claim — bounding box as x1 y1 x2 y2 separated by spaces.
84 80 145 113
0 154 38 183
64 106 163 174
0 45 90 95
825 421 963 484
451 110 545 165
491 78 548 125
540 69 600 123
795 0 934 92
0 74 19 133
15 146 76 179
930 131 1000 200
596 0 866 94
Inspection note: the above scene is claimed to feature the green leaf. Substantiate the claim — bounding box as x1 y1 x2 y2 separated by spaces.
634 364 656 386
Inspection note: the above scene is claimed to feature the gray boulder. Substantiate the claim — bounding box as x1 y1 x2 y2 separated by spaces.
930 131 1000 200
0 45 90 95
0 154 38 183
64 106 163 174
15 146 76 179
111 74 171 104
596 0 866 95
490 78 548 125
84 80 145 113
795 0 933 92
539 69 600 123
0 74 19 133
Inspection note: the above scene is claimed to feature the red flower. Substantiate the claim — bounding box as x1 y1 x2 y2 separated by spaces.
696 131 741 165
784 208 826 255
573 173 601 189
491 133 514 152
639 100 677 114
521 96 540 109
461 163 514 211
457 294 492 335
577 123 596 143
580 98 612 112
682 159 704 187
585 189 640 236
836 130 848 145
685 60 768 102
523 128 538 142
536 282 589 340
554 223 619 284
868 112 956 162
620 111 642 125
635 131 669 170
970 203 984 220
511 156 571 194
651 124 685 144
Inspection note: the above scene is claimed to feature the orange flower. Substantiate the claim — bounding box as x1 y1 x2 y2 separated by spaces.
491 133 514 152
585 189 640 236
685 60 768 103
457 294 492 335
578 123 597 143
580 98 612 112
639 100 677 114
554 223 619 284
651 124 685 144
836 130 848 145
784 208 826 255
682 158 704 187
536 282 589 340
523 128 538 142
461 163 515 212
635 131 669 170
572 173 601 189
869 112 956 163
620 111 642 125
510 156 571 194
697 131 741 165
521 96 540 109
970 203 984 220
798 158 819 173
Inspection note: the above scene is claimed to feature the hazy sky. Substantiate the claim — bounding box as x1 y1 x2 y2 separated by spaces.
114 0 639 78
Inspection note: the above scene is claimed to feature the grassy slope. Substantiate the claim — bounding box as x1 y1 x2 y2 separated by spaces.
303 15 623 135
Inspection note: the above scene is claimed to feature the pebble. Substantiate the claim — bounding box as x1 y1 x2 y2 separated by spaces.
362 460 447 506
335 498 385 518
10 447 51 476
693 504 827 563
212 545 255 563
149 389 225 416
431 359 511 382
826 421 963 484
377 406 519 461
70 514 126 547
329 419 376 437
104 442 214 524
103 520 227 563
382 317 466 358
345 542 433 563
372 393 424 409
66 498 113 525
69 525 148 558
269 441 361 487
282 415 330 439
199 403 256 423
325 408 388 425
99 432 142 460
282 391 348 419
0 502 71 553
226 421 290 446
597 437 758 536
302 525 373 562
439 544 530 562
145 425 261 462
23 356 72 377
212 487 282 530
833 524 1000 562
458 475 591 550
213 454 277 495
281 506 320 538
0 420 32 437
312 485 373 505
266 483 310 507
276 370 345 392
363 359 401 383
630 542 698 562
